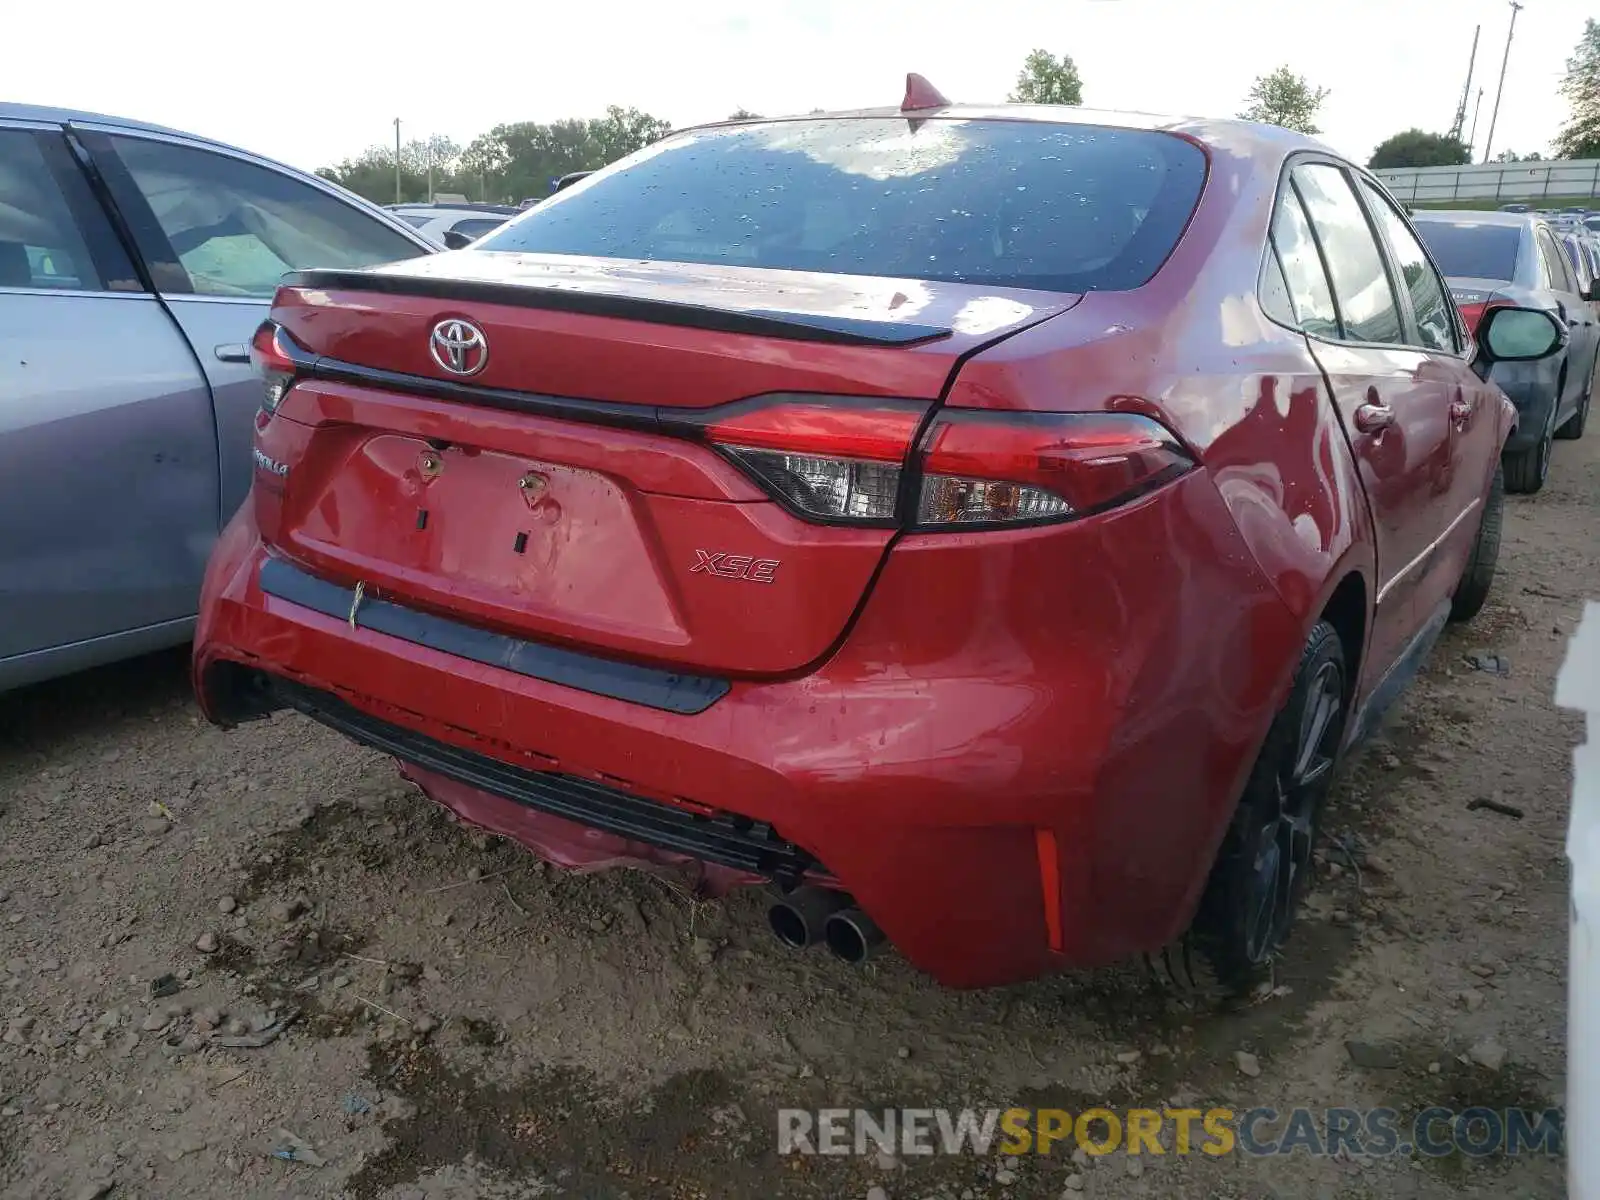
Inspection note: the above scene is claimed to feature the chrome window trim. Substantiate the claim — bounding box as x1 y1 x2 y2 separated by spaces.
0 286 152 300
160 293 273 307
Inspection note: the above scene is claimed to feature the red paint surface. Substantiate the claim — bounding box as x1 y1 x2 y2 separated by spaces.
195 114 1512 988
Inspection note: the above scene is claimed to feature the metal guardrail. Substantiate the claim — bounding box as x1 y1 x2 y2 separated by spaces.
1373 159 1600 204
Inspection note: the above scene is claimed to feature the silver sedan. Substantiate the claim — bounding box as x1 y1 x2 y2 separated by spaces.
0 104 435 690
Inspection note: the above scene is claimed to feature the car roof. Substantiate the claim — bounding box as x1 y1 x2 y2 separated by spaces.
692 102 1341 157
1409 209 1537 227
0 101 232 146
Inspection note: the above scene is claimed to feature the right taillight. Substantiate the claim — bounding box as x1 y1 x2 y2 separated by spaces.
912 410 1195 530
699 398 1192 530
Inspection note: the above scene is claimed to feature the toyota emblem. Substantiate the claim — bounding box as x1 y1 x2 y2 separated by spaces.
429 318 489 377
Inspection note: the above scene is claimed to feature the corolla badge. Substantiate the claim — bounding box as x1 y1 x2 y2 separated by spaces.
429 318 490 377
252 446 289 477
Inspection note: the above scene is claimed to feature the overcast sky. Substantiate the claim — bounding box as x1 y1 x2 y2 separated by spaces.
6 0 1591 172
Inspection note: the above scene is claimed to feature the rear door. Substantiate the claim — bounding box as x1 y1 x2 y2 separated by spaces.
0 121 216 664
1278 160 1459 677
1356 177 1501 594
71 127 431 522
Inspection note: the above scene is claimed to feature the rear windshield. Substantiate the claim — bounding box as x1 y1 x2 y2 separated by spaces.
474 118 1208 293
1411 219 1522 281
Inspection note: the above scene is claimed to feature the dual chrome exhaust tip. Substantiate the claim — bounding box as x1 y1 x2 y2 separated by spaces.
767 887 885 965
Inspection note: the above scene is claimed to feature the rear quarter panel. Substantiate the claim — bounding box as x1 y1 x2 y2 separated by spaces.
946 127 1376 696
936 126 1377 942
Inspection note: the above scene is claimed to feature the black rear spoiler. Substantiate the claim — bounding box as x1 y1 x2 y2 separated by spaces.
278 269 953 348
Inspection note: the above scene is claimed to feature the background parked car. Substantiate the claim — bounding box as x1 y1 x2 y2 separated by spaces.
1411 209 1597 491
0 103 434 692
387 202 520 248
1562 227 1600 293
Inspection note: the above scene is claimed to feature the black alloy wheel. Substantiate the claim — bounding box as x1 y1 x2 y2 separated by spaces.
1195 621 1347 985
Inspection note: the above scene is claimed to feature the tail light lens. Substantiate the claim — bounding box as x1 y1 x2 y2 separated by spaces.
1455 295 1508 334
702 400 1193 529
704 399 929 525
249 320 307 415
913 411 1194 529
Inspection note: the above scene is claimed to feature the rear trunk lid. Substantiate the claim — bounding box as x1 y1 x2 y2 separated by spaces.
261 253 1078 678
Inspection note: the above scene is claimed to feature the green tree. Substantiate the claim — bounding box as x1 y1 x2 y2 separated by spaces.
325 107 676 205
1556 18 1600 159
1239 66 1329 135
1368 129 1472 169
318 138 475 205
1009 49 1083 106
727 108 763 120
1494 149 1544 163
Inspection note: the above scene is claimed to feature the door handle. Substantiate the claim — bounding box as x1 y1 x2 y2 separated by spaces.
1354 403 1395 433
214 343 250 364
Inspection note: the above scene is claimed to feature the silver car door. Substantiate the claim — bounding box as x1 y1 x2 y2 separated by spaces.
0 121 218 677
71 126 432 521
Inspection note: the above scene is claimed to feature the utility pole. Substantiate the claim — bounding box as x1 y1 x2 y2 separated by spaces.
1469 87 1486 155
1449 25 1480 143
1483 0 1523 164
427 138 434 203
393 118 402 203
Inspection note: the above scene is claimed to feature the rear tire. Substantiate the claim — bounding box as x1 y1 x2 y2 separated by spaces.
1556 388 1590 440
1449 466 1503 623
1557 351 1594 441
1193 621 1347 988
1503 421 1552 494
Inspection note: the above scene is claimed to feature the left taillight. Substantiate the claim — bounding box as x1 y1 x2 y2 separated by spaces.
249 320 305 416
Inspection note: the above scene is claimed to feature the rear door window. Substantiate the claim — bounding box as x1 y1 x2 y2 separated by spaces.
478 118 1208 293
1536 227 1577 295
0 129 135 292
1270 185 1340 339
1359 181 1458 353
1292 164 1404 345
98 135 423 296
1564 236 1593 292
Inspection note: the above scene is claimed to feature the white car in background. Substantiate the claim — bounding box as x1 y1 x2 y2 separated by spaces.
385 202 520 248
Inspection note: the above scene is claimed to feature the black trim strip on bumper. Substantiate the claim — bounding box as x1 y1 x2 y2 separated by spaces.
272 678 816 883
258 557 729 716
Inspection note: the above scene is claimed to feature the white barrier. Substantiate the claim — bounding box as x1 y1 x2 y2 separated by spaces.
1373 160 1600 205
1562 601 1600 1197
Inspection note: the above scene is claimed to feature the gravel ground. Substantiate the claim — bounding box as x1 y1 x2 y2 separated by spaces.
1 429 1594 1200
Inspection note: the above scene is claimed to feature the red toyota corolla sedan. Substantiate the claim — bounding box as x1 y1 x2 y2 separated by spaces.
193 80 1565 989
